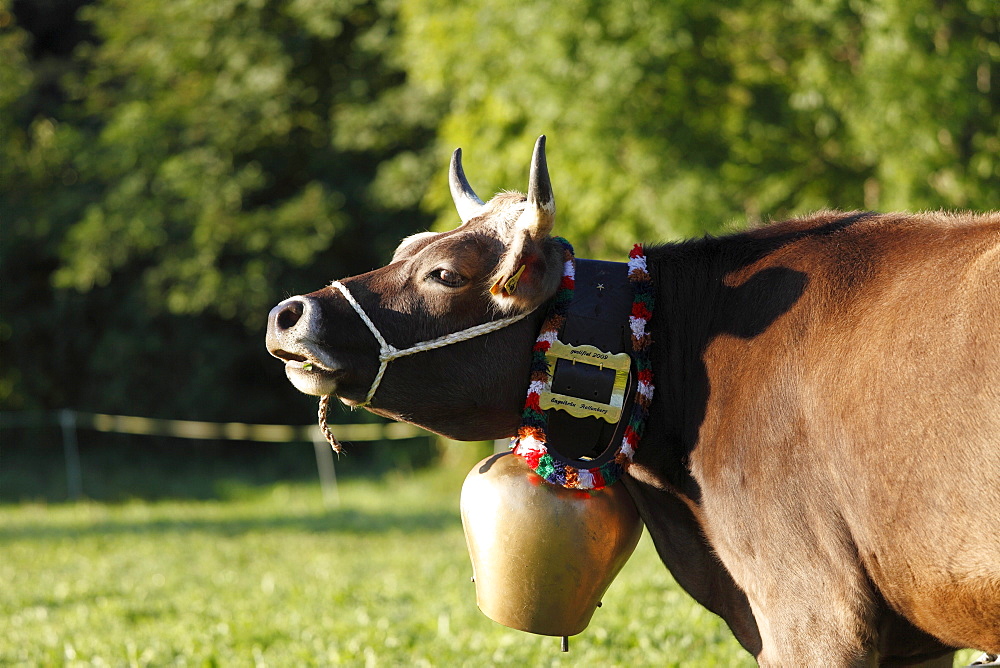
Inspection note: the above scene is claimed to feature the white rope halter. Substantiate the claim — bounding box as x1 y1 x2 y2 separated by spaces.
331 280 535 406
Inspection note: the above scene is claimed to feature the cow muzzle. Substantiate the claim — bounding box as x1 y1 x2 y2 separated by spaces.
266 296 341 396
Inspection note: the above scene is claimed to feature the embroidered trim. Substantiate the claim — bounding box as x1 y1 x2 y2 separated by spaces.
511 239 655 490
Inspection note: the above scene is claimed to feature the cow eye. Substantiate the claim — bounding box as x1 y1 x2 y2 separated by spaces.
429 268 467 288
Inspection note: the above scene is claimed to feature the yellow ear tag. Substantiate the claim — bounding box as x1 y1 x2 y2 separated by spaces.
490 264 526 297
503 264 524 295
502 264 526 295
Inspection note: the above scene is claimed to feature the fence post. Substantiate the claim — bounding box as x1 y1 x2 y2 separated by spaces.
59 409 83 501
312 432 340 508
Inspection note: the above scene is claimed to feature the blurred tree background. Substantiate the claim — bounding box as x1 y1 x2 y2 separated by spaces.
1 0 996 497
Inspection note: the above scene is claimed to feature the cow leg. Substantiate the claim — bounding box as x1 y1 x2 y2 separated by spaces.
706 532 962 667
746 597 876 667
722 567 958 667
702 521 880 666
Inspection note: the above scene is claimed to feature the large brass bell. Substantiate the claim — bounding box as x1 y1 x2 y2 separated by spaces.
460 452 643 639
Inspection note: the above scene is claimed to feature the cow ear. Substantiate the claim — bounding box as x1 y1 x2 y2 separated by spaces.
489 136 560 310
490 136 561 311
490 231 564 312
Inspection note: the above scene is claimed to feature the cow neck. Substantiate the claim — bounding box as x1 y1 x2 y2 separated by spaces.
511 238 655 491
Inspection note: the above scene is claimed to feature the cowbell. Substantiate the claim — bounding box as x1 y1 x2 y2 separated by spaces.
460 452 643 638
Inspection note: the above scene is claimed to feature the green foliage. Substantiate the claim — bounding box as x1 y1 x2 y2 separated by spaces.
53 0 396 322
0 0 430 420
381 0 998 257
1 0 996 425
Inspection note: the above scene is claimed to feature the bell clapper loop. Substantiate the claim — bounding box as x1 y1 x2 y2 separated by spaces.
561 636 569 652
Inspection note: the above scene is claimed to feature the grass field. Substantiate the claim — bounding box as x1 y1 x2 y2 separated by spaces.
0 455 980 667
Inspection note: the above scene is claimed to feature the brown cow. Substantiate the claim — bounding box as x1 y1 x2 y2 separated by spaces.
266 137 1000 666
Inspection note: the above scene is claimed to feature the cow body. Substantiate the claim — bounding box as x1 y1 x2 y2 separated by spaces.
267 139 1000 666
626 211 1000 665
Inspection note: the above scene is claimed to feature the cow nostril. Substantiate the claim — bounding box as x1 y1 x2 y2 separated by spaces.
276 300 304 331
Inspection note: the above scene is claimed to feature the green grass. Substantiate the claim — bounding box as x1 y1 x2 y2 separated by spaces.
0 461 982 667
2 461 753 667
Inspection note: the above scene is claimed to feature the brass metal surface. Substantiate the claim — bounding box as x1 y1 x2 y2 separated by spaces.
539 341 631 422
460 452 643 637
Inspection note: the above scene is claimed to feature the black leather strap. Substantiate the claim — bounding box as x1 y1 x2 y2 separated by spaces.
545 259 638 463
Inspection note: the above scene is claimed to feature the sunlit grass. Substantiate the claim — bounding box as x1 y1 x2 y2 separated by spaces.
0 464 980 666
1 464 752 666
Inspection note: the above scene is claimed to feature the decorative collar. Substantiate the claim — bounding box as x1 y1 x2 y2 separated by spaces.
512 239 655 490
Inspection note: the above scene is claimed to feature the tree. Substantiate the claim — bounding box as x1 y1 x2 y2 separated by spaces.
373 0 998 258
0 0 433 421
2 0 996 424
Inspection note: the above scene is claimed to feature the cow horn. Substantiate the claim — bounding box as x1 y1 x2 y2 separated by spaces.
517 135 556 239
450 148 486 223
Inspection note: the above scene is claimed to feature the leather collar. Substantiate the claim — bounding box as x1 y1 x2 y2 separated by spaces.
543 259 639 465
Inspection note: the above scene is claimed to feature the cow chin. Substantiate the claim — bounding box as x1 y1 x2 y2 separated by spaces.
284 363 340 396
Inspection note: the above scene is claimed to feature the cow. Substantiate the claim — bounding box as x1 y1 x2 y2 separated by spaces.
266 136 1000 667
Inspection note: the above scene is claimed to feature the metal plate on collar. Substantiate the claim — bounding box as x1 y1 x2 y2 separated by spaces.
539 341 630 423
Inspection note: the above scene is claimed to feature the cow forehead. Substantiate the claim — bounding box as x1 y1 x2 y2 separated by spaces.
477 191 529 229
392 231 440 261
388 228 505 274
391 192 530 263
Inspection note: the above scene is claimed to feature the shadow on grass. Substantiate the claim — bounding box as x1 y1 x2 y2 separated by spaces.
0 505 461 542
0 431 440 504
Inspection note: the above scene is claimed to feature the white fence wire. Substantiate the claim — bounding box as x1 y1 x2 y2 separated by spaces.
0 409 429 505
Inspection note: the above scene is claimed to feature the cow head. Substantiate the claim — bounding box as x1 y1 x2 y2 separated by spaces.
266 137 566 440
